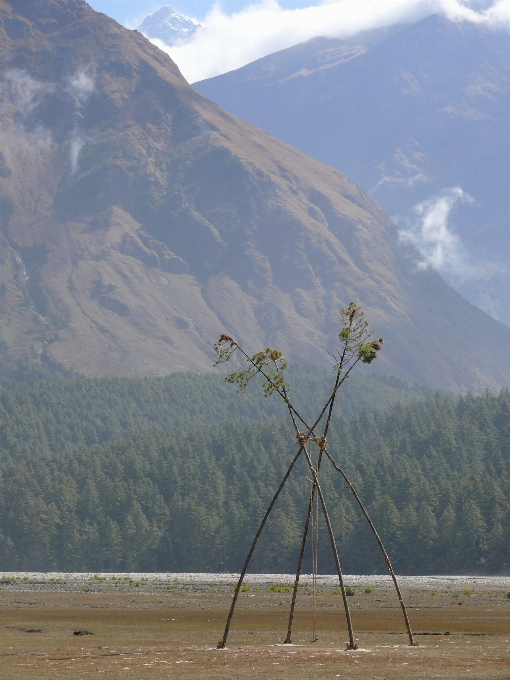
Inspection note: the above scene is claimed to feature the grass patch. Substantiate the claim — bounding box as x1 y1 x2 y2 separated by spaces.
269 584 292 593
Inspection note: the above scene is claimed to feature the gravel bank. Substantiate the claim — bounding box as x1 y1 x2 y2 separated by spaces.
1 572 509 594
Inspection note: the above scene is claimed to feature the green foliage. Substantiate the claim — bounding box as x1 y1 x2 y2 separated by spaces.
223 347 289 396
0 195 13 229
258 298 283 331
345 586 356 596
269 584 292 593
364 586 373 594
1 369 509 574
146 145 275 250
214 303 382 400
0 326 8 357
0 368 432 460
335 303 383 370
214 333 289 396
0 324 78 385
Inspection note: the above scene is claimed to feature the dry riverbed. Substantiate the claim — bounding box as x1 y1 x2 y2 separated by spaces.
0 573 509 679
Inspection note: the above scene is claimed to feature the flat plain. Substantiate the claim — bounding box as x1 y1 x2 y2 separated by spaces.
0 574 509 679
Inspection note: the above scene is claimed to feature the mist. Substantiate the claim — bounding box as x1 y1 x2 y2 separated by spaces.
399 187 472 271
149 0 510 82
1 69 97 176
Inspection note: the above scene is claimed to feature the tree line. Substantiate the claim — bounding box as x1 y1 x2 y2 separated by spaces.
0 386 508 574
0 368 430 459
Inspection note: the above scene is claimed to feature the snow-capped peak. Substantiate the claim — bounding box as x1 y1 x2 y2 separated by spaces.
138 6 199 46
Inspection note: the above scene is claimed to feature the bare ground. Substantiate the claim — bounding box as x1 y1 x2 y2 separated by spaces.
0 574 509 679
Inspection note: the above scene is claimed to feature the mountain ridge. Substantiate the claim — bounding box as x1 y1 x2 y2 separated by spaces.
195 15 510 325
0 0 509 392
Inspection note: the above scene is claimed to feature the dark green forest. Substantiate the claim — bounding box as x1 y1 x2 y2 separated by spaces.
0 368 430 458
0 371 508 575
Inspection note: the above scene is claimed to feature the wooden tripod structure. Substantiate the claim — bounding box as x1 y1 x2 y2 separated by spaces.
214 303 417 650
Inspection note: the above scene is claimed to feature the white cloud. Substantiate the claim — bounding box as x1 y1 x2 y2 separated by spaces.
399 187 509 319
399 187 473 272
372 172 427 193
1 69 98 174
484 0 510 26
69 134 85 177
67 70 95 105
5 69 46 118
151 0 510 82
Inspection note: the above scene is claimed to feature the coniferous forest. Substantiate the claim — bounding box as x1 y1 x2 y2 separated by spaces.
0 367 508 575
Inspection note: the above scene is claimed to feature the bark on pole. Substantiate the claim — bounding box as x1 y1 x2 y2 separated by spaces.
284 449 324 645
301 445 357 650
217 446 304 649
324 449 417 646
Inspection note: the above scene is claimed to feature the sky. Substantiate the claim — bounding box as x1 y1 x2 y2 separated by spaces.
87 0 320 26
87 0 510 83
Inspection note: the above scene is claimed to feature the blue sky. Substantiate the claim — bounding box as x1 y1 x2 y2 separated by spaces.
87 0 319 26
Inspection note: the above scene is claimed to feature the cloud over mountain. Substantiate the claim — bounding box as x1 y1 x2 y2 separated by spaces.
153 0 510 82
399 187 472 272
194 13 510 324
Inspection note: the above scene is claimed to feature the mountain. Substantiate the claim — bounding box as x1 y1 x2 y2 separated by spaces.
138 6 198 46
194 15 510 325
0 0 510 392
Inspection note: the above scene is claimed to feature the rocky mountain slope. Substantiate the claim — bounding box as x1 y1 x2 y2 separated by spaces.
195 16 510 325
138 6 198 45
0 0 509 391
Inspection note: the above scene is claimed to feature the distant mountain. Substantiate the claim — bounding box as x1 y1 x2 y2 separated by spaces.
138 6 198 45
195 16 510 325
1 0 510 392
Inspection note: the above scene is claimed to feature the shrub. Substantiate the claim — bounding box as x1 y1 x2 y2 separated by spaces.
269 584 291 593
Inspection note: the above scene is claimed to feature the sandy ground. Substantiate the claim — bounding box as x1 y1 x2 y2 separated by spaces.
1 573 509 679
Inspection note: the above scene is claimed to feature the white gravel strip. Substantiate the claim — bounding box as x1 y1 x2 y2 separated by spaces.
1 572 510 589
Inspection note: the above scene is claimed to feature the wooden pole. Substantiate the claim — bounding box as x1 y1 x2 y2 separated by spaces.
301 445 357 650
217 446 304 649
324 448 417 646
214 323 413 649
283 449 324 644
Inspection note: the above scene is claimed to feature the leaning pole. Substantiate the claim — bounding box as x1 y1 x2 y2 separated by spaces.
213 303 417 649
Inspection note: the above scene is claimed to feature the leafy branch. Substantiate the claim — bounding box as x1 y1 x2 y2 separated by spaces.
214 335 289 396
213 302 383 403
333 302 384 371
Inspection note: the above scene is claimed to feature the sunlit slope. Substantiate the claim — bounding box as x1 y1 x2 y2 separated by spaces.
0 1 509 390
195 16 510 324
